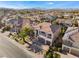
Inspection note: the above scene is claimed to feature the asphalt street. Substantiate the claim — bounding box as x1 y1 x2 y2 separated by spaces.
0 33 33 58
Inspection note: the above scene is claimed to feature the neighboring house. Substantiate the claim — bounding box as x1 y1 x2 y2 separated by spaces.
56 19 73 27
1 16 23 32
40 15 57 22
74 15 79 20
33 22 61 46
63 13 73 19
62 27 79 57
63 19 73 27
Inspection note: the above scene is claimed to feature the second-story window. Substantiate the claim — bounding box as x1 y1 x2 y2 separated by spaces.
39 31 46 37
47 34 51 39
36 30 38 36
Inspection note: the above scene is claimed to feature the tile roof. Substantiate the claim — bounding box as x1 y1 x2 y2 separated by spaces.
70 32 79 42
33 22 61 34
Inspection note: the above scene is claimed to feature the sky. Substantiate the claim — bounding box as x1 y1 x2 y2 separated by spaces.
0 1 79 9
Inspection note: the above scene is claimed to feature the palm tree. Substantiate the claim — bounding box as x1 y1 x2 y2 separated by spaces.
19 27 34 43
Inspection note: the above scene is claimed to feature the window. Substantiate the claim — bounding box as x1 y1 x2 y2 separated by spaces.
39 31 46 37
46 41 51 45
36 30 38 36
47 34 51 39
63 40 72 47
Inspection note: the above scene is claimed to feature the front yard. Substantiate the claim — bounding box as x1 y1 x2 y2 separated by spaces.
8 26 34 45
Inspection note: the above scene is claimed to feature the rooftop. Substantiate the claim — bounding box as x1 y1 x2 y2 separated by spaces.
63 27 78 40
70 32 79 43
33 22 51 33
33 22 61 34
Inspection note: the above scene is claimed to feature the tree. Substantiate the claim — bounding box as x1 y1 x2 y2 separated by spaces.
44 47 61 58
19 27 34 43
44 47 54 58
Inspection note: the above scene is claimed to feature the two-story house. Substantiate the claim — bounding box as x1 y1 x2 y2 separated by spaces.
33 22 61 46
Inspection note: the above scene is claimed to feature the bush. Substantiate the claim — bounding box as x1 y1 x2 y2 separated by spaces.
44 52 53 58
53 47 58 51
1 30 5 33
58 48 62 52
44 52 61 58
18 39 25 45
2 26 11 32
53 53 61 58
8 33 12 37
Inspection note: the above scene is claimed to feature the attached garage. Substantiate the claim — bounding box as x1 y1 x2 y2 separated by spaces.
70 48 79 57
